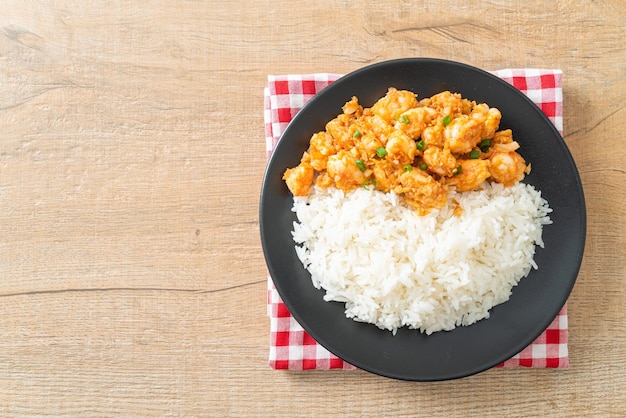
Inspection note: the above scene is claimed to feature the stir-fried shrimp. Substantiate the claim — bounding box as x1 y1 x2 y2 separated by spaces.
471 103 502 140
307 132 335 171
395 169 448 216
489 151 528 186
283 163 314 196
421 125 445 147
394 107 436 139
446 159 491 192
444 115 483 154
326 114 356 149
422 146 457 177
420 91 470 117
372 159 397 192
371 88 419 123
385 130 416 166
362 112 394 142
493 128 513 144
283 88 530 214
326 150 366 191
342 96 362 116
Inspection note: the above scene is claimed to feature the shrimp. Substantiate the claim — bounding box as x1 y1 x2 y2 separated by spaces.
394 107 436 139
326 150 366 191
421 124 445 148
307 132 336 171
283 162 315 196
371 88 419 124
342 96 363 116
482 107 501 139
420 91 467 118
326 113 355 149
489 151 528 186
471 103 501 140
385 130 416 166
446 159 491 192
493 129 513 144
372 159 397 192
353 132 383 161
361 112 394 145
395 169 448 215
444 115 483 154
422 146 457 177
489 130 520 153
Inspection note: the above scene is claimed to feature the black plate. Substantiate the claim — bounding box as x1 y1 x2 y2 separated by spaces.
259 58 586 381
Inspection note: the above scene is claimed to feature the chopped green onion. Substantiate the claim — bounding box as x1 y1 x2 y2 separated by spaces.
375 147 387 158
479 138 491 152
353 130 361 138
362 178 377 189
469 150 480 159
416 139 425 151
443 115 451 126
398 114 410 124
402 164 413 172
355 159 366 171
453 165 462 175
420 163 428 170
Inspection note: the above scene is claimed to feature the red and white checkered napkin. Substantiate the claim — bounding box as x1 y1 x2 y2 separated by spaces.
264 69 568 371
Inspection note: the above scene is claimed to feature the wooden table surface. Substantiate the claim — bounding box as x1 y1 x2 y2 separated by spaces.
1 1 624 416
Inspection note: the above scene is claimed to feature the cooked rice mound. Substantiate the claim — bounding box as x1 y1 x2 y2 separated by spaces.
291 183 552 335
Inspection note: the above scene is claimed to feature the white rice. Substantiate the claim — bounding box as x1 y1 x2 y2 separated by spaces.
291 182 552 335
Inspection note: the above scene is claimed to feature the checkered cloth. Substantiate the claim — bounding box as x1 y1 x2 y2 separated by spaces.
264 69 568 371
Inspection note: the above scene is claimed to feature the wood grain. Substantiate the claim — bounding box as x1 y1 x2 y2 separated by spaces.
0 0 624 416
